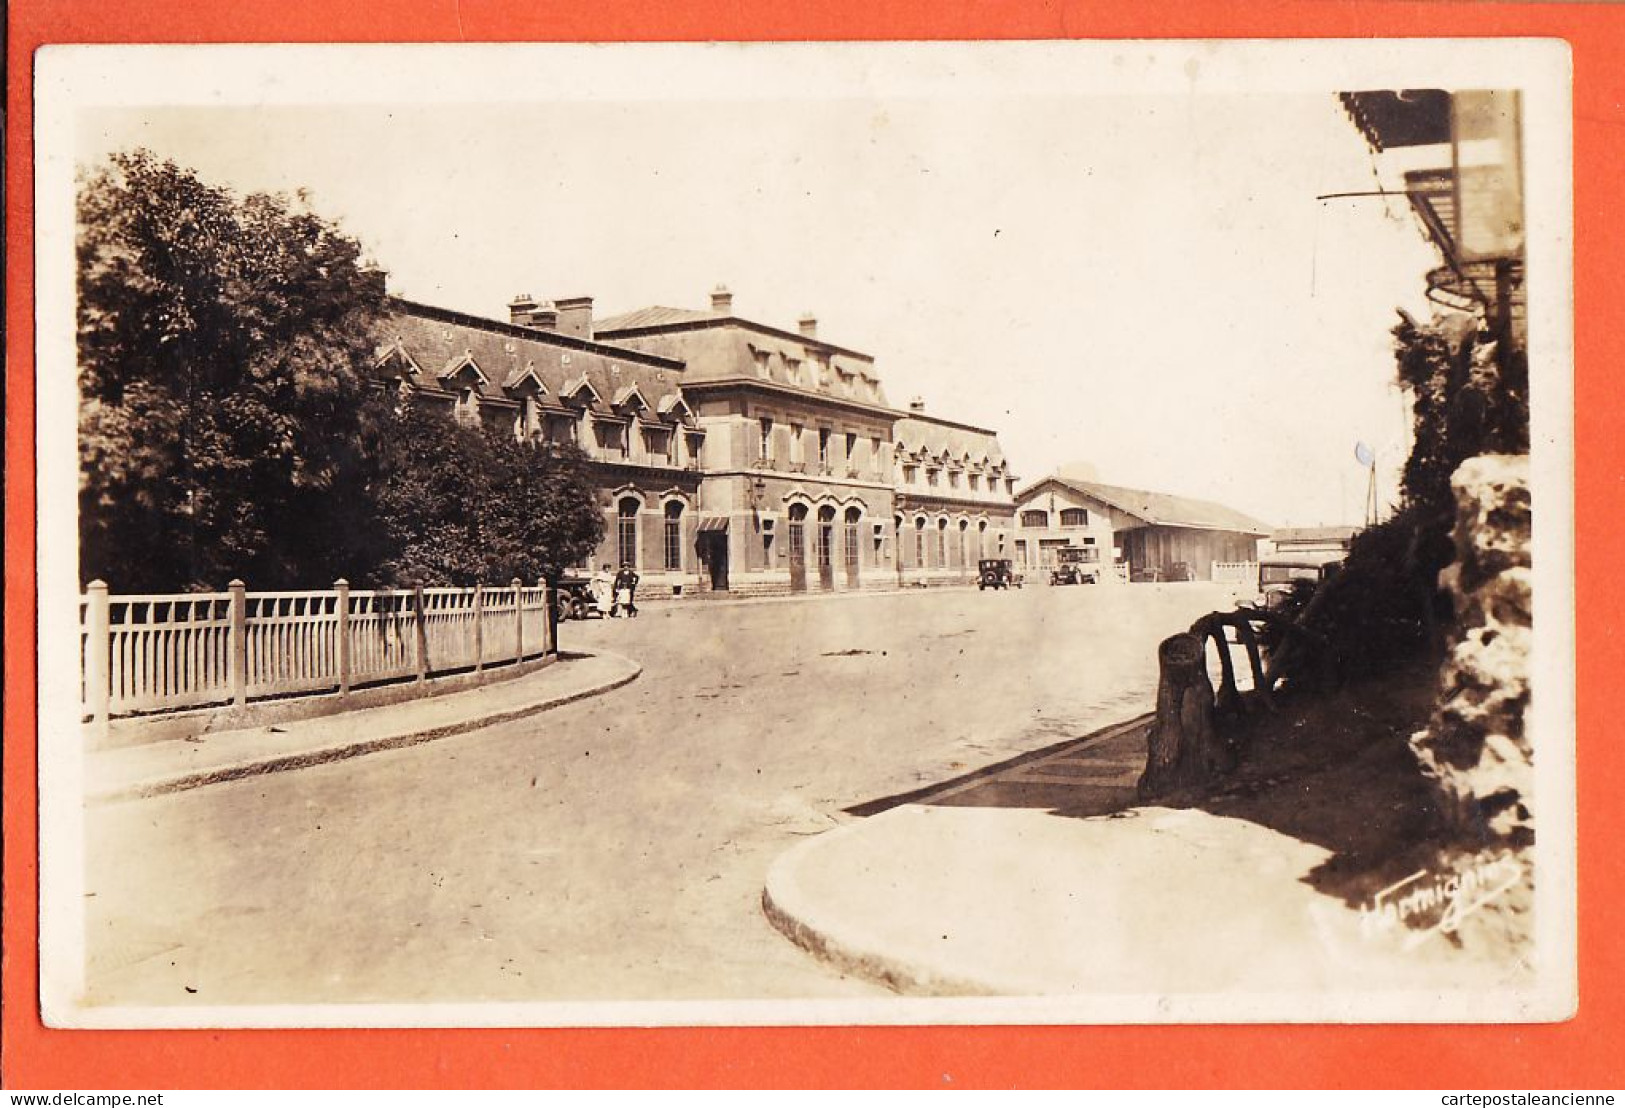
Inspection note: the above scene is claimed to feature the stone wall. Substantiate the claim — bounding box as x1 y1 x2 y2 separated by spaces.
1409 454 1533 844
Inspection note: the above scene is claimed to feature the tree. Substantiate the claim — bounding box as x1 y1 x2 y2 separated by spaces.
77 150 388 591
368 401 605 588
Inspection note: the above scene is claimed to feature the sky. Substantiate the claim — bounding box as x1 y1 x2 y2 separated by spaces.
77 58 1445 529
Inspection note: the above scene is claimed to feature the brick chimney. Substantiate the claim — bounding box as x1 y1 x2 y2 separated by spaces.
507 294 558 331
798 313 818 339
710 285 733 314
553 296 594 340
359 266 389 300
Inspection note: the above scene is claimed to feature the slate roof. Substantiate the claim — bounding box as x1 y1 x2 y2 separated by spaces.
1029 476 1273 536
893 414 1009 471
595 302 879 364
593 305 720 332
378 300 691 423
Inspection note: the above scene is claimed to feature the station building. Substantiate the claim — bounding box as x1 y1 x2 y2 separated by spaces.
891 406 1020 587
1013 475 1270 583
378 286 1019 597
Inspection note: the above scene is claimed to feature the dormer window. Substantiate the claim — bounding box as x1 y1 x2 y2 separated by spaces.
545 411 578 445
786 357 802 386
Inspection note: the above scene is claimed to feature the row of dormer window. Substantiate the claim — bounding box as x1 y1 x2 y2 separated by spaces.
434 385 703 468
898 463 1017 499
749 345 880 401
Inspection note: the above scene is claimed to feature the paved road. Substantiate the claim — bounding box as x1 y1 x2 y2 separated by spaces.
83 582 1241 1007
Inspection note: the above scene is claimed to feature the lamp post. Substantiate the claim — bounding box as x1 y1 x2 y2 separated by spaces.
748 474 768 571
894 492 909 587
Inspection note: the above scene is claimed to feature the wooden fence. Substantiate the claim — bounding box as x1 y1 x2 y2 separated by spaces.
81 578 552 724
1211 561 1259 585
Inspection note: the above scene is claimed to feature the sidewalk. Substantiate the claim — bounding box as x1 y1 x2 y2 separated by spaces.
762 715 1532 1007
87 651 641 803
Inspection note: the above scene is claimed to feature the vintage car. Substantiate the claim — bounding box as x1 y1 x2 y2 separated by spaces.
978 559 1023 590
1050 545 1102 585
1256 550 1343 611
553 571 606 621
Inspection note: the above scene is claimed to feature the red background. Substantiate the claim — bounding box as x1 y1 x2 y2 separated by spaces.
6 0 1622 1090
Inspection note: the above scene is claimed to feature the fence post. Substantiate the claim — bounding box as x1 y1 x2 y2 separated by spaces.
512 578 524 662
85 580 111 730
335 578 351 696
413 585 428 683
539 577 552 656
228 579 247 707
473 584 484 673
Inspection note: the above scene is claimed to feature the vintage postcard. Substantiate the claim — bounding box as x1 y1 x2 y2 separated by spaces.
34 38 1575 1027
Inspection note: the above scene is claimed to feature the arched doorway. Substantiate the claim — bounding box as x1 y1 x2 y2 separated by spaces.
787 503 809 593
816 505 836 591
844 506 863 589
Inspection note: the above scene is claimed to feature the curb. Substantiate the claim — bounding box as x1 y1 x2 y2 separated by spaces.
761 826 1001 997
91 651 643 803
760 711 1155 996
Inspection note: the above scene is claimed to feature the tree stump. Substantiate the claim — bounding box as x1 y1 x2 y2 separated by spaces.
1138 632 1233 798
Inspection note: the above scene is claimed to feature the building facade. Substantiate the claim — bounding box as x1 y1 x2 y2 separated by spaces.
1268 525 1361 557
891 408 1019 587
380 286 1019 598
378 298 707 594
1013 476 1270 583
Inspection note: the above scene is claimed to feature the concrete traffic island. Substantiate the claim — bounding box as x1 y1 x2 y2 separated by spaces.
762 714 1536 1006
87 650 641 803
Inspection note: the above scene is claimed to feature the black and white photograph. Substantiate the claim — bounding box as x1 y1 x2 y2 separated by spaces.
35 39 1574 1026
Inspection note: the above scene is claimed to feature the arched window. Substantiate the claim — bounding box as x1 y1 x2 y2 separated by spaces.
977 519 989 560
1060 508 1089 528
663 501 684 571
958 518 970 568
788 503 809 563
937 517 949 567
914 516 927 568
617 497 641 568
844 507 862 567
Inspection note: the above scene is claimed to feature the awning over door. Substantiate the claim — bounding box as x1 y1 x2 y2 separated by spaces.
696 515 730 532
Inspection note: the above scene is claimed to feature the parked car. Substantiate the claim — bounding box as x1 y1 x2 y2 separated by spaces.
978 559 1023 590
1255 550 1343 611
554 572 604 621
1050 545 1102 585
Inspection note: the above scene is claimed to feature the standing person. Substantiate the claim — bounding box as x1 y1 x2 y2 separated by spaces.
591 563 614 618
614 562 640 618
